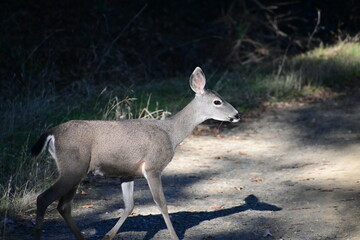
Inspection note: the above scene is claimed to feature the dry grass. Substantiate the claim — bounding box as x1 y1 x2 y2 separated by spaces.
102 95 171 120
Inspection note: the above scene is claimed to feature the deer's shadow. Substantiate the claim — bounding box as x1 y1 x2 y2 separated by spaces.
90 194 281 239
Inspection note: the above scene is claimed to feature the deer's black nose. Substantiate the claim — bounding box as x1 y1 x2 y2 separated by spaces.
229 112 241 123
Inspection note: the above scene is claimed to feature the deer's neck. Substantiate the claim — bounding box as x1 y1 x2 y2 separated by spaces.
166 97 207 148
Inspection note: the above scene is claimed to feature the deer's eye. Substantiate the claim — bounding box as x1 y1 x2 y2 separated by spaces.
213 100 222 106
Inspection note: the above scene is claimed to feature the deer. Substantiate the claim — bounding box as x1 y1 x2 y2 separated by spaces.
31 67 241 240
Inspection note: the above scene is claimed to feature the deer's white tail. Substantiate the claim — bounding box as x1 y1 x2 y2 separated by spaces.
31 132 55 158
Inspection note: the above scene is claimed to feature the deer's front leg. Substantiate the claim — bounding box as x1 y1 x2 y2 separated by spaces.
143 169 179 240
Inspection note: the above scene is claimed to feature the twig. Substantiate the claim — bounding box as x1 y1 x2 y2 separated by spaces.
307 9 321 48
266 13 288 37
276 42 291 78
94 3 148 73
23 29 64 65
252 0 274 14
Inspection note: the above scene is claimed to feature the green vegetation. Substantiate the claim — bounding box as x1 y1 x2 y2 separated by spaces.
290 42 360 89
223 41 360 109
0 41 359 222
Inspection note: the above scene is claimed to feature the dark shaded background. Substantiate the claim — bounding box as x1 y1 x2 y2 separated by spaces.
0 0 359 99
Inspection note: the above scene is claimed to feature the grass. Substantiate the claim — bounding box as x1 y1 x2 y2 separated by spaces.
221 40 360 110
0 40 359 230
290 41 360 89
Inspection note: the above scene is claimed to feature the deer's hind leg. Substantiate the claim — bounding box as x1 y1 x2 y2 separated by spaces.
35 174 83 240
57 185 84 240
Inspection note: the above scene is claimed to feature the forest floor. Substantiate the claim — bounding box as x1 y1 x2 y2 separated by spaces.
3 91 360 240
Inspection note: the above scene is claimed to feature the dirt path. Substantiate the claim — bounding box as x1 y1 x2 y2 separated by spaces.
5 93 360 240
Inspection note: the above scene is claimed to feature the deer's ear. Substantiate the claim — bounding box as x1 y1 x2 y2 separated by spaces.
189 67 206 95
